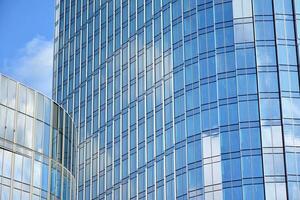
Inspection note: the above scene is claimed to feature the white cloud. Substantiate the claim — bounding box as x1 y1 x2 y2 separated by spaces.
1 36 53 97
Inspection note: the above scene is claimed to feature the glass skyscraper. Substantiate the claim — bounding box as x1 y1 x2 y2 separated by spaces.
53 0 300 199
0 74 76 200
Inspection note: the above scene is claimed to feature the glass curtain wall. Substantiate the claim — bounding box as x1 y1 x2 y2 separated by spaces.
53 0 300 199
0 74 76 200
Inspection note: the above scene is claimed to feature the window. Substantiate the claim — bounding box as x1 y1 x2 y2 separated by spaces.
253 0 273 15
165 103 173 124
237 74 257 95
0 106 5 139
188 168 202 191
130 177 137 198
185 64 198 85
175 121 185 142
261 126 282 148
184 38 197 60
18 85 27 113
175 95 184 117
163 7 170 28
234 23 254 43
266 183 287 200
242 155 262 178
276 20 295 40
156 159 164 181
172 0 181 20
163 31 171 51
274 0 292 14
183 0 196 12
233 0 253 18
260 99 280 119
155 110 163 131
7 79 16 109
165 128 173 149
0 150 2 176
176 173 187 197
278 45 297 66
146 3 152 22
156 134 163 155
147 166 155 187
5 108 14 141
13 189 21 200
173 23 182 44
282 98 300 118
3 150 12 177
176 146 186 169
174 70 184 92
166 153 174 176
35 120 44 153
255 21 274 41
264 154 285 176
23 156 31 184
166 180 174 200
33 161 42 188
256 47 276 66
258 72 278 92
26 89 35 115
14 114 25 146
154 0 161 13
138 146 145 167
184 14 196 35
14 154 22 181
239 100 259 122
188 140 201 163
1 185 10 200
154 16 161 36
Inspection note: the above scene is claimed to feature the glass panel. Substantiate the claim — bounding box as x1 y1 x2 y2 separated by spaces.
256 47 276 66
25 116 33 148
3 150 12 177
14 154 23 181
22 191 30 200
0 76 8 105
36 93 44 120
33 160 42 188
26 89 35 116
16 113 25 145
258 72 278 92
7 79 16 108
260 99 280 119
1 185 10 200
5 108 14 141
22 156 31 184
18 85 27 113
253 0 273 15
34 120 44 153
44 97 51 124
0 105 6 138
13 189 21 200
233 0 252 18
0 149 3 176
44 124 50 156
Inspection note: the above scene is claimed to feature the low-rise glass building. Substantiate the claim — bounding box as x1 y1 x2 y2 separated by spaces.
0 74 76 200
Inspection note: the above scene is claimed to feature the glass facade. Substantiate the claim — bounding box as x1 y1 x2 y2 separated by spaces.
53 0 300 199
0 74 76 200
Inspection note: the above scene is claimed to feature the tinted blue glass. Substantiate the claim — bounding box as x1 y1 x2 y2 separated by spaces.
53 0 300 199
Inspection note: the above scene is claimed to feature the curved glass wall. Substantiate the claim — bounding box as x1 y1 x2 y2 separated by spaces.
53 0 300 199
0 74 76 200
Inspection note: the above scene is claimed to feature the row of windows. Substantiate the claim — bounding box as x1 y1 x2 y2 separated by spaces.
0 148 75 200
0 75 76 173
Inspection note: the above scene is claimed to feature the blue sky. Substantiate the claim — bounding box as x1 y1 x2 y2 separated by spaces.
0 0 55 97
